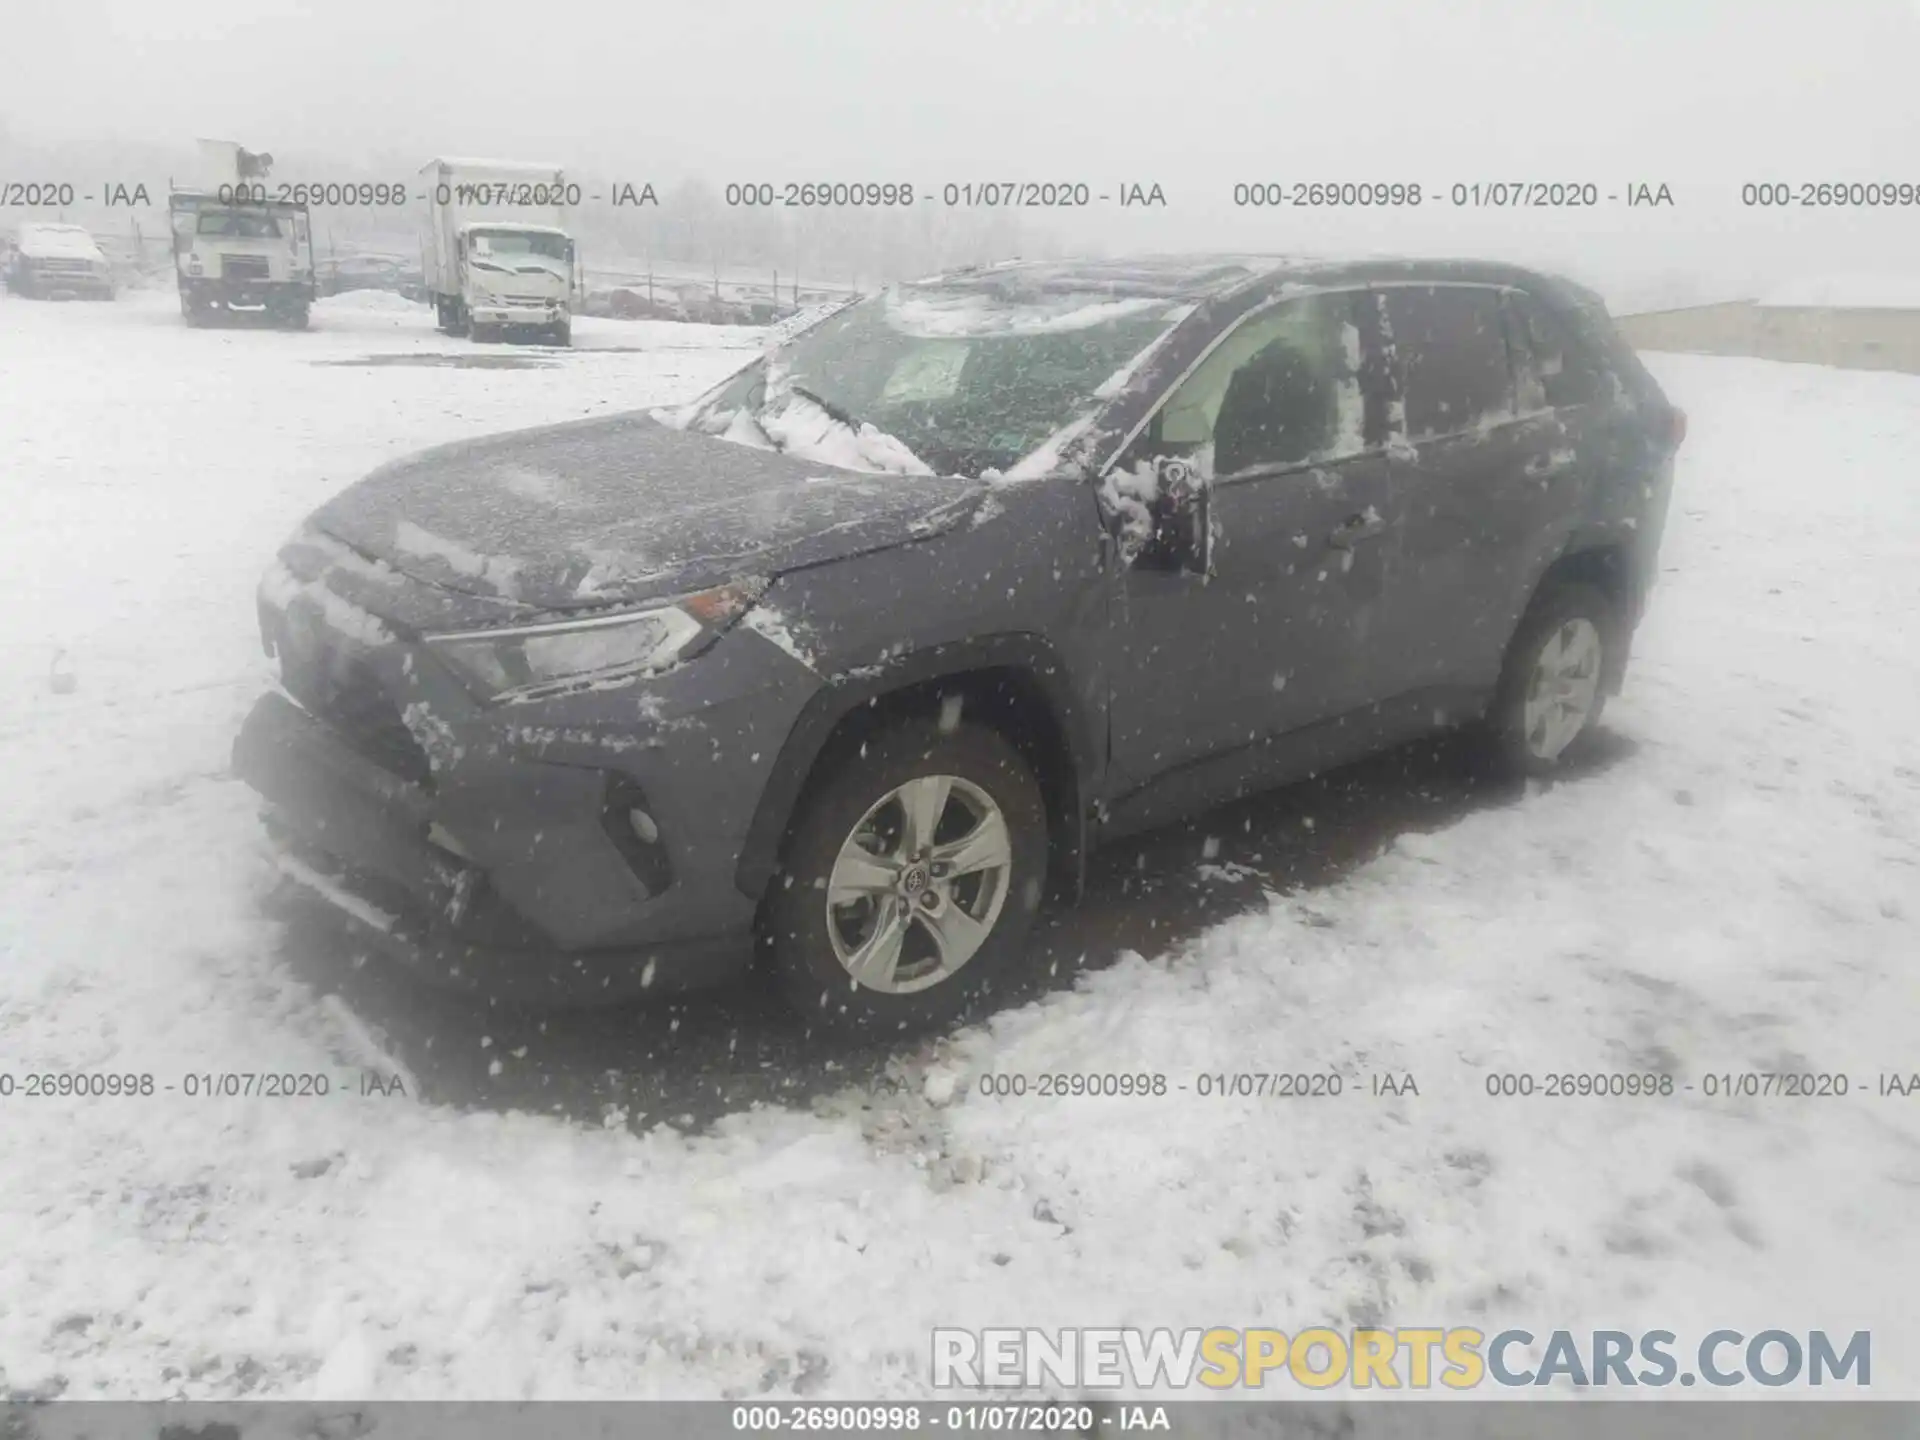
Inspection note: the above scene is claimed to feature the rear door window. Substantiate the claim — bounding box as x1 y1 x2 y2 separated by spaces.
1380 286 1515 440
1506 289 1606 410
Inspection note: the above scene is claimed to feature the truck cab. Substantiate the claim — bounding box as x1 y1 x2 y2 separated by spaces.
418 158 580 347
450 222 575 344
169 191 316 329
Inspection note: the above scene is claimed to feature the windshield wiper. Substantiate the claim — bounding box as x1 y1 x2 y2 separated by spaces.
786 383 862 432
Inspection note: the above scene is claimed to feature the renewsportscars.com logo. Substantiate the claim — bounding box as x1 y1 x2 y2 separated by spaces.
932 1327 1871 1391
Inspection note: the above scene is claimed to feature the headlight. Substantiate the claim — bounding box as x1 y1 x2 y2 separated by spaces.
424 581 762 702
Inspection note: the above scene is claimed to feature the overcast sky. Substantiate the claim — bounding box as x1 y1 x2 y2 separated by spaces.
5 0 1919 300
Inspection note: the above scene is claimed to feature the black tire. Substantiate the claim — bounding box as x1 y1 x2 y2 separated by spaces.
761 719 1048 1036
471 322 498 343
550 322 571 348
1486 580 1618 777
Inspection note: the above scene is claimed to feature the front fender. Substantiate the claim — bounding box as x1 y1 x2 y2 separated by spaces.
733 631 1097 905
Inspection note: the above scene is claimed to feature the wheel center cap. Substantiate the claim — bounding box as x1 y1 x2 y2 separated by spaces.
900 864 931 895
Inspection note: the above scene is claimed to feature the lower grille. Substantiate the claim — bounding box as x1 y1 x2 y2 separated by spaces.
34 258 97 275
222 255 271 280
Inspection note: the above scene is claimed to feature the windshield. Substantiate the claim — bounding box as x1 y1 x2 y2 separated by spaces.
469 230 571 262
692 286 1188 478
195 210 284 238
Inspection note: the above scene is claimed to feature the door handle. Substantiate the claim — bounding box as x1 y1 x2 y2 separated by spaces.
1328 510 1387 549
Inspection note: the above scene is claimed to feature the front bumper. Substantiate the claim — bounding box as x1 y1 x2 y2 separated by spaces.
230 558 820 1005
469 300 569 327
235 691 755 1004
182 277 314 310
16 268 113 299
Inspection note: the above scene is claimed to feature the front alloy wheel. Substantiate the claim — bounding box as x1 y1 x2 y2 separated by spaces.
763 719 1047 1034
825 774 1013 995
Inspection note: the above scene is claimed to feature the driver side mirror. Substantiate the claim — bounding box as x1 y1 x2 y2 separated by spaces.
1152 456 1213 576
1099 452 1213 575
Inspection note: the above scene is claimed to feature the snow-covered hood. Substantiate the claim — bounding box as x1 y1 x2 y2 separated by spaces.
18 227 104 262
307 410 985 613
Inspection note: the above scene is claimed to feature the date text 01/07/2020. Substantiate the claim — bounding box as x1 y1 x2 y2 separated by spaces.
0 1071 409 1099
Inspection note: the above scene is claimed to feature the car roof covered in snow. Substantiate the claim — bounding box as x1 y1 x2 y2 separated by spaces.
17 224 105 258
905 253 1584 302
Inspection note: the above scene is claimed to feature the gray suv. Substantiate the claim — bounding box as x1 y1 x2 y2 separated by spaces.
234 255 1686 1034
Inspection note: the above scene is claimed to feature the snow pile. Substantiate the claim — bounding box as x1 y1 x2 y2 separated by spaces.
756 392 933 476
0 298 1917 1399
318 290 423 314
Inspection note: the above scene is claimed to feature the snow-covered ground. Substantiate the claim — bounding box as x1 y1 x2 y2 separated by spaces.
1 290 1917 1401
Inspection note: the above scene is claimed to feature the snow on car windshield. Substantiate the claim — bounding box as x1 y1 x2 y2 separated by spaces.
690 286 1188 479
471 230 571 260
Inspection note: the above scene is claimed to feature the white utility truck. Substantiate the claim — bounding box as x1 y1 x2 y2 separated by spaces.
418 158 580 345
169 139 316 328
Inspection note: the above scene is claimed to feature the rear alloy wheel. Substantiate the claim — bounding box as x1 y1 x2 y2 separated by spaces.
763 720 1047 1035
1488 581 1615 775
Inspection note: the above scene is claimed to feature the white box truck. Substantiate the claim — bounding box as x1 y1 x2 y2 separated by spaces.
419 158 580 346
169 139 316 328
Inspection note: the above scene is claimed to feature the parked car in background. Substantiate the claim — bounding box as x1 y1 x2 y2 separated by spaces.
597 288 688 321
316 253 427 302
5 223 115 300
234 254 1685 1037
677 294 759 326
320 254 397 295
